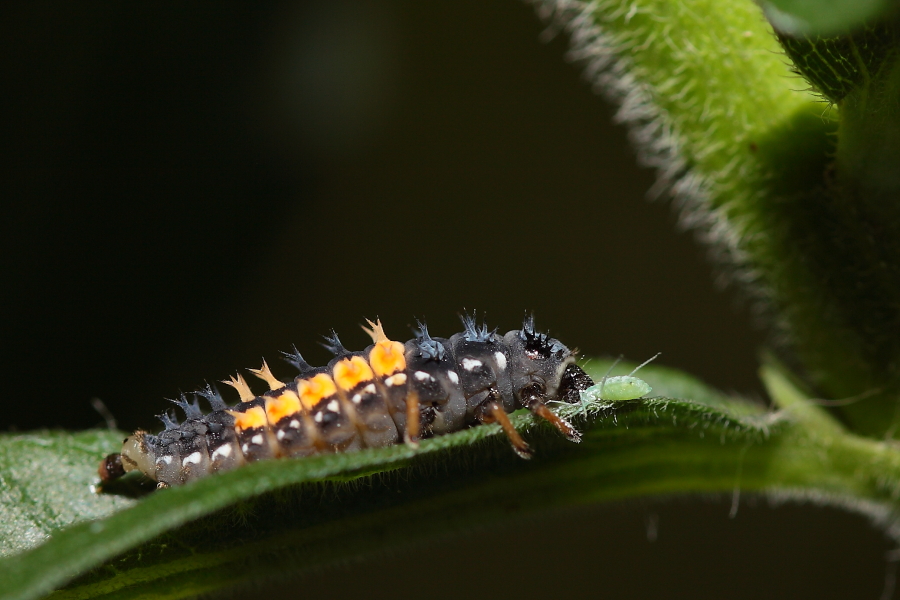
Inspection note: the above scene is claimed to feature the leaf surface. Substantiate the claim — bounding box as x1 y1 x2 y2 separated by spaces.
2 361 900 600
761 0 893 35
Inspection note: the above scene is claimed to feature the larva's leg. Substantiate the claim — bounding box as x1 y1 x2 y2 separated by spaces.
520 384 581 443
404 389 421 448
476 390 532 459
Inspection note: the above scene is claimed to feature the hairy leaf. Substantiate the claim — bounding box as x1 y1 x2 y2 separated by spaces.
761 0 894 36
0 431 135 559
777 23 897 102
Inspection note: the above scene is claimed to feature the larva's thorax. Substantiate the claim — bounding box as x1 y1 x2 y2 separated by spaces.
101 313 594 488
403 336 467 435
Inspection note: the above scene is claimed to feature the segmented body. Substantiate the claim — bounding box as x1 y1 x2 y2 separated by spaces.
99 314 594 488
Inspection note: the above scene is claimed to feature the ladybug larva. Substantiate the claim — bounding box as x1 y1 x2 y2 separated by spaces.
99 313 594 488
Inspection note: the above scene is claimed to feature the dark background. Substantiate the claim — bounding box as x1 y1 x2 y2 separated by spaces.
1 1 894 598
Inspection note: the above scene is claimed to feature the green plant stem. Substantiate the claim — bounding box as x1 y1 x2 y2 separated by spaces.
837 60 900 195
773 26 900 434
536 0 900 434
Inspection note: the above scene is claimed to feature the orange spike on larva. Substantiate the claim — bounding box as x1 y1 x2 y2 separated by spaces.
223 373 255 401
362 318 388 344
249 359 283 391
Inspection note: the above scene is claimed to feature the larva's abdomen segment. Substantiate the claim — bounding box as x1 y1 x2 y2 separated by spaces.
368 338 412 436
102 315 594 488
263 385 320 458
231 400 278 463
447 332 515 418
403 338 466 435
297 372 362 453
332 354 399 448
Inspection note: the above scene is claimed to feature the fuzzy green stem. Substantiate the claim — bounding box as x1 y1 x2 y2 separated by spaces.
537 0 900 434
837 58 900 194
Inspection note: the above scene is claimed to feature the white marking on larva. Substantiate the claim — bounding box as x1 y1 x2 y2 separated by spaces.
414 370 433 381
352 393 362 404
462 358 482 371
251 434 264 445
242 444 250 453
447 370 459 384
276 429 286 440
212 444 232 460
289 419 300 429
326 399 340 413
158 455 173 465
494 352 507 370
314 411 324 423
182 451 202 467
363 383 376 395
385 373 407 387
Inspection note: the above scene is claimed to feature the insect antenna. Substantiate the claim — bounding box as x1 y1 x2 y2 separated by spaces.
90 397 118 430
629 352 661 376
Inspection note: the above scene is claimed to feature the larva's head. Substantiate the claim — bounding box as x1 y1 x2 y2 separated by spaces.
556 362 594 403
503 315 593 403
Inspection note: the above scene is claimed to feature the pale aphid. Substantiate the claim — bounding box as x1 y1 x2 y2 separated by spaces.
580 353 659 407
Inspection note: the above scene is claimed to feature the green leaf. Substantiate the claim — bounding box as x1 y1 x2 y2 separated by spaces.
4 361 900 600
0 431 136 558
776 23 897 102
758 351 845 434
760 0 894 36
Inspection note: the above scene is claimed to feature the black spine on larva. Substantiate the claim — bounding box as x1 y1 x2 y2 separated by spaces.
195 382 228 411
460 311 495 343
321 330 350 358
281 344 315 375
414 319 445 361
170 393 203 420
158 411 180 431
518 314 566 358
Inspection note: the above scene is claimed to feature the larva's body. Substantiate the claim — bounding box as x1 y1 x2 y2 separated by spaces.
99 315 594 488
